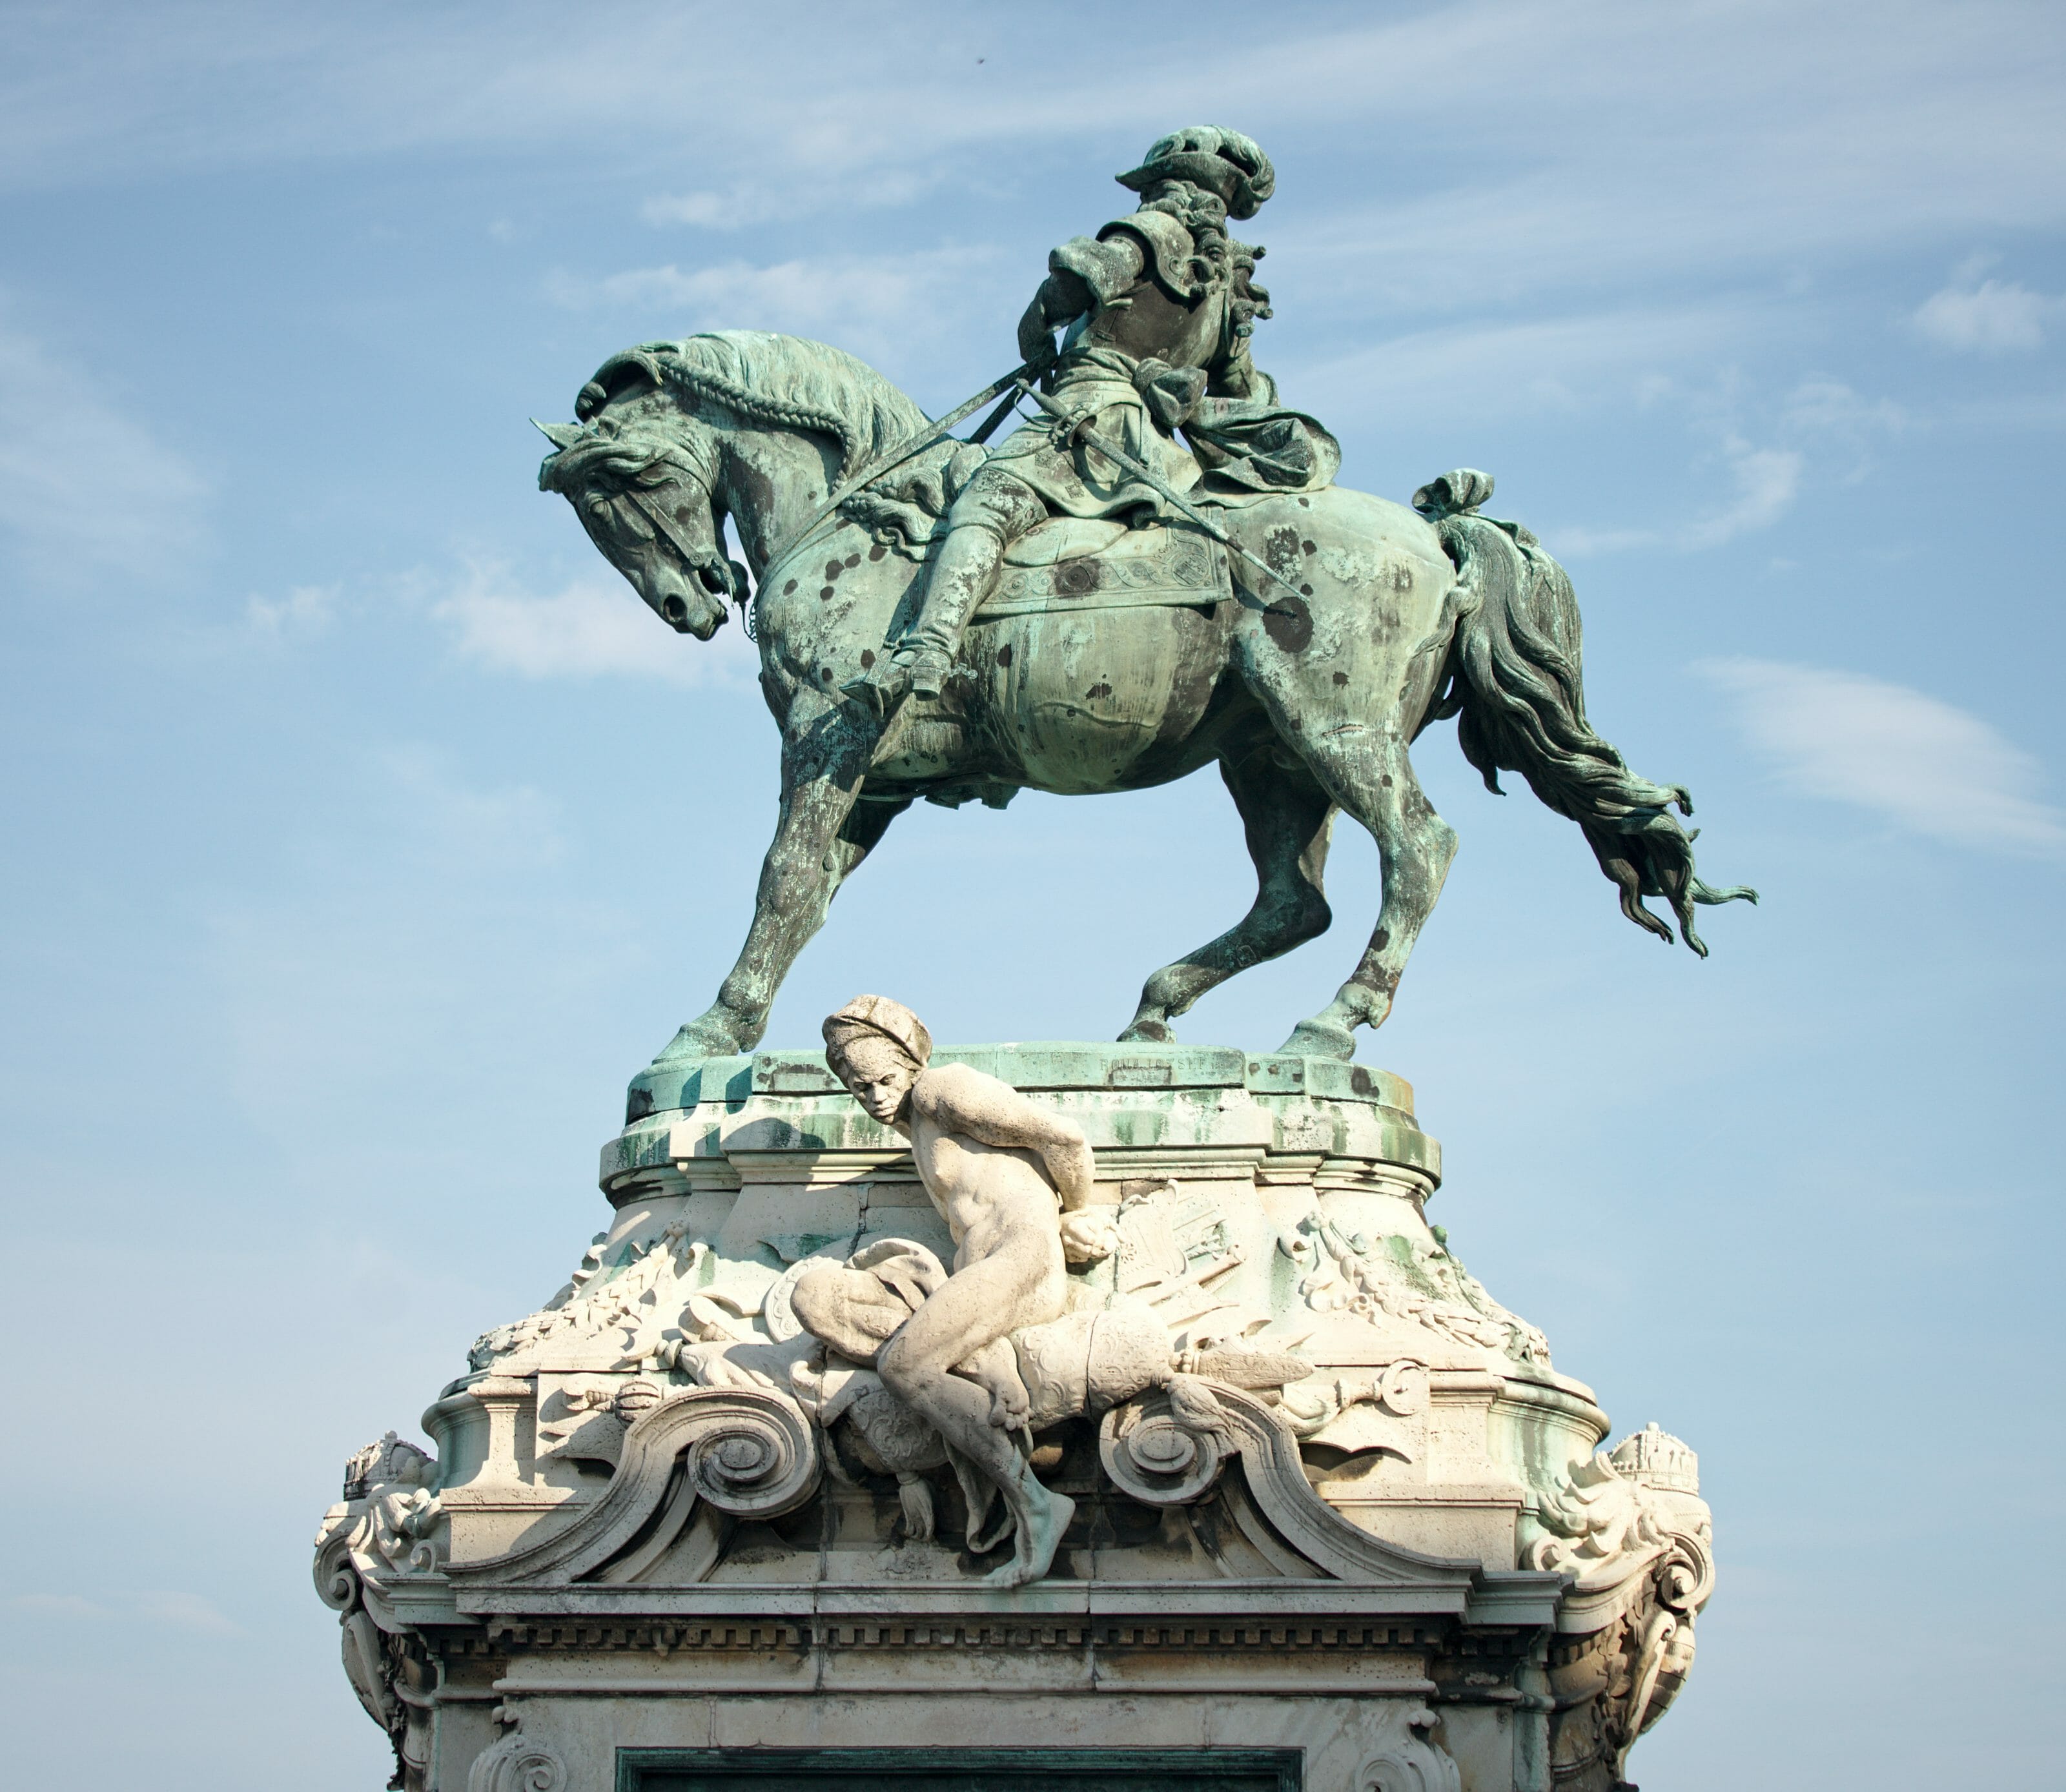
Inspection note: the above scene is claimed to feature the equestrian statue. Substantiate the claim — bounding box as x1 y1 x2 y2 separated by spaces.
535 126 1754 1063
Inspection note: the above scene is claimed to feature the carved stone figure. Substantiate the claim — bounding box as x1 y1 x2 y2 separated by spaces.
797 993 1090 1584
537 136 1753 1068
780 995 1305 1584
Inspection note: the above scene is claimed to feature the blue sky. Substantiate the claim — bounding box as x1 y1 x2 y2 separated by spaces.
2 2 2061 1786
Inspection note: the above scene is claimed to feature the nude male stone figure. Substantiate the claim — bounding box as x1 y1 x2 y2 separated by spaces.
791 995 1111 1587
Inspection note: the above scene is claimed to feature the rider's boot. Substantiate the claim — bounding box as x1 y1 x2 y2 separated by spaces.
841 522 1007 720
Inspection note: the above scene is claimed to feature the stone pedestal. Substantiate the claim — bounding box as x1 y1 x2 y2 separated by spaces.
316 1045 1711 1792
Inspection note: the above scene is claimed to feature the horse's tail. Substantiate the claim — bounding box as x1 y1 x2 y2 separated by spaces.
1412 470 1757 955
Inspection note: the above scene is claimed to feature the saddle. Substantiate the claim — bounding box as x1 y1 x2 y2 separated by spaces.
975 517 1228 621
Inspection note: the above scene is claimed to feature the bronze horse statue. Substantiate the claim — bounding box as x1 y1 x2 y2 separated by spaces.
537 331 1752 1064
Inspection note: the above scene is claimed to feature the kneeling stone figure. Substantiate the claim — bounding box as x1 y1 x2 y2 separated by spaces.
797 995 1304 1585
797 994 1105 1587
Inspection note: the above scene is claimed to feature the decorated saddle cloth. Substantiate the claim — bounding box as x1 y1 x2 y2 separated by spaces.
976 516 1229 620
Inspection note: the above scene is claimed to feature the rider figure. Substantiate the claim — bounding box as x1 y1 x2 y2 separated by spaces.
844 125 1330 720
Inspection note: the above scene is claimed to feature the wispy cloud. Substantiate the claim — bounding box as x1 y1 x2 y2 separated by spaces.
6 1589 241 1636
641 165 946 232
1703 658 2066 857
1295 303 1759 429
374 742 565 871
1682 438 1803 549
1548 377 1901 558
542 247 1005 363
1913 273 2060 352
1781 380 1909 457
246 583 338 634
431 562 756 688
0 312 207 583
6 3 2062 314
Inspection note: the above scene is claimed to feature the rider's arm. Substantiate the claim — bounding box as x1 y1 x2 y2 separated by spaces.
1207 336 1278 405
1019 233 1150 364
914 1064 1097 1211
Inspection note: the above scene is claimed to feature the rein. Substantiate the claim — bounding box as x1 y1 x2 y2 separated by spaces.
617 480 737 613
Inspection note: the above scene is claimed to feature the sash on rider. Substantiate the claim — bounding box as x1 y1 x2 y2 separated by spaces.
984 344 1340 524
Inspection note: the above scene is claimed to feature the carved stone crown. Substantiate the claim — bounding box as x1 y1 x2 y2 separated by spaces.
342 1430 430 1500
1610 1421 1700 1494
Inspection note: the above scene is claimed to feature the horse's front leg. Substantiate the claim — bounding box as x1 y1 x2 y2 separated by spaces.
664 717 883 1059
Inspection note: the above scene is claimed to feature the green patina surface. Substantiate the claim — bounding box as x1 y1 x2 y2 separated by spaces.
536 130 1752 1074
610 1041 1437 1190
631 1038 1411 1112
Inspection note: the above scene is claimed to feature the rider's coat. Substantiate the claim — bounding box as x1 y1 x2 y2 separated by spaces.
978 199 1340 524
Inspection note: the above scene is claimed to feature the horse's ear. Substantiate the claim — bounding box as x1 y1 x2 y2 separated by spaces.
533 419 586 450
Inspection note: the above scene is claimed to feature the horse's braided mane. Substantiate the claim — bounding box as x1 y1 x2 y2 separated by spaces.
580 331 928 479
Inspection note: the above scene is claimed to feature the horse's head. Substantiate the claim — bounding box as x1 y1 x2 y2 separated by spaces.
535 415 742 640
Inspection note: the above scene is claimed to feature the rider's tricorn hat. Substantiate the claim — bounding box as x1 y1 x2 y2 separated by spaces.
1118 126 1276 220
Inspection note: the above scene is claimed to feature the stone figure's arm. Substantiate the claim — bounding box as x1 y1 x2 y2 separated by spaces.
1018 233 1149 365
914 1064 1096 1211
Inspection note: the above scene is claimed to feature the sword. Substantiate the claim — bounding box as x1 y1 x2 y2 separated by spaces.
1010 379 1310 605
759 361 1036 578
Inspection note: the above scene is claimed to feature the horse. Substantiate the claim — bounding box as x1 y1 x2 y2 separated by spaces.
535 330 1752 1066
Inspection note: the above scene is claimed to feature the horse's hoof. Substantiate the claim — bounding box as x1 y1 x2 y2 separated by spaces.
1117 1018 1174 1044
652 1015 754 1066
1274 1018 1356 1061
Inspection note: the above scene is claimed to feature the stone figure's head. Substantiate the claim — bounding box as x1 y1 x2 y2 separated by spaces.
823 995 932 1124
535 360 741 641
1118 127 1276 221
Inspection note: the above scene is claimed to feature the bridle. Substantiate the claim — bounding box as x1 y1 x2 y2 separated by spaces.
617 480 735 602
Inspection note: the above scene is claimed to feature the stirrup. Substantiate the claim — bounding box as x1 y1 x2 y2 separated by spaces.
839 660 913 721
906 650 953 700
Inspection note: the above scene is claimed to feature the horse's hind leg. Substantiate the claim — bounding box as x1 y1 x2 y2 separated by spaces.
1277 729 1458 1060
1118 747 1335 1044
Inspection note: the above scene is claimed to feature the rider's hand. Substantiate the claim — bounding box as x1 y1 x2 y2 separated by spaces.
1018 291 1062 375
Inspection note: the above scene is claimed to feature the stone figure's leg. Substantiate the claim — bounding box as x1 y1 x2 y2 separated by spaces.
1119 746 1336 1043
1275 729 1458 1058
877 1249 1075 1587
842 470 1045 718
669 741 912 1056
943 1443 1010 1553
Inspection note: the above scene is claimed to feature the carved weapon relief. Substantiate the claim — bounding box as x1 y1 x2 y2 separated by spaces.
1278 1210 1551 1363
467 1220 709 1374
